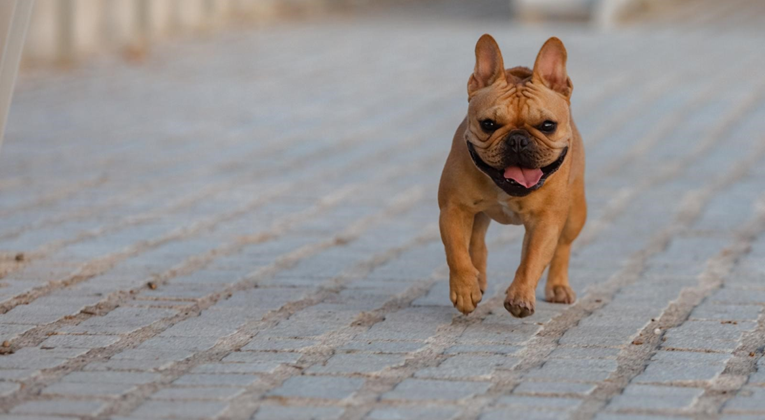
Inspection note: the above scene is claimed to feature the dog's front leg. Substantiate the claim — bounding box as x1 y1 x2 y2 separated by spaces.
504 214 563 318
440 204 482 315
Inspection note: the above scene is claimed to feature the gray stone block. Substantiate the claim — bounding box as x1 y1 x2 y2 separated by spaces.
42 381 136 397
61 371 160 385
241 338 316 352
415 354 520 379
366 407 458 420
607 384 703 410
268 376 365 399
514 381 596 396
0 382 20 396
340 340 425 353
173 373 259 387
481 409 567 420
307 353 405 374
151 387 245 401
496 395 582 409
39 334 120 349
131 400 228 419
383 379 491 400
11 400 107 416
253 406 344 420
724 387 765 412
444 344 522 355
633 362 724 384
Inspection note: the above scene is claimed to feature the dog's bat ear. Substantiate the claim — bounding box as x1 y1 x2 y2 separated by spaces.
468 34 505 98
532 37 573 98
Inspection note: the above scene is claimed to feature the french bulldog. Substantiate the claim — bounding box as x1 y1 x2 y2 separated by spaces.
438 35 586 318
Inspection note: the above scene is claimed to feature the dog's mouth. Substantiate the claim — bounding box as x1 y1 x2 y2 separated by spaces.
466 142 568 197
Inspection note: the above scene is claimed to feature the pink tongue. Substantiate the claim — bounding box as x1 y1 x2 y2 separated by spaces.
503 166 543 188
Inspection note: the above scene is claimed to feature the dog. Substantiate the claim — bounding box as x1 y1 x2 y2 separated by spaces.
438 35 586 318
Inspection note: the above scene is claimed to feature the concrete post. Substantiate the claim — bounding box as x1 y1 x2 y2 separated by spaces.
0 0 34 154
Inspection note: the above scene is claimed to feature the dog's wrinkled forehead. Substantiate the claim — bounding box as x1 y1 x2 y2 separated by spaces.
468 74 570 133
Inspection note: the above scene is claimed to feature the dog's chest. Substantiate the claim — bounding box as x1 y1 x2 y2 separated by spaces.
484 196 524 225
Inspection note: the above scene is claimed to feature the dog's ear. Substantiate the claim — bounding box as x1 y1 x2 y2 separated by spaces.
468 34 505 97
532 37 572 98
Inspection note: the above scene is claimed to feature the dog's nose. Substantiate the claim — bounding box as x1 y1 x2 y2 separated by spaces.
506 130 530 153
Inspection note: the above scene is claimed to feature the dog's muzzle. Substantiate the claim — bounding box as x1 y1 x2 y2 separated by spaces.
466 141 568 197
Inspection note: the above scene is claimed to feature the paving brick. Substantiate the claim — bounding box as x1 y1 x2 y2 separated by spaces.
131 400 228 419
481 409 568 420
0 416 64 420
241 338 317 352
514 381 596 396
61 371 161 385
173 373 260 387
84 357 176 371
268 376 365 399
496 395 582 409
0 382 20 396
253 406 344 420
158 313 249 338
444 344 523 355
358 307 452 341
607 385 703 410
548 347 621 360
109 348 195 362
383 379 491 400
39 334 120 349
151 387 245 401
415 354 520 379
558 325 640 347
307 353 405 374
366 407 458 420
689 303 762 321
649 350 730 364
340 340 425 353
710 289 765 305
633 362 725 384
0 347 87 370
723 387 765 413
192 362 285 374
595 415 686 420
61 307 177 335
42 381 136 397
747 369 765 386
221 351 301 365
136 336 221 352
525 359 617 382
11 400 107 416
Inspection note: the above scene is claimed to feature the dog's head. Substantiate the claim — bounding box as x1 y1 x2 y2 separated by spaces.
465 35 573 197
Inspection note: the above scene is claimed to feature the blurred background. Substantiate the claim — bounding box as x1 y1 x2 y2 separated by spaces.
14 0 758 66
2 0 765 261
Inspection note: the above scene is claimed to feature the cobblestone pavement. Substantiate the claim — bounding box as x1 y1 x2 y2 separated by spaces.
1 2 765 419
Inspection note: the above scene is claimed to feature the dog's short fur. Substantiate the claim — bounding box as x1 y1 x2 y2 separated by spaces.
438 35 586 318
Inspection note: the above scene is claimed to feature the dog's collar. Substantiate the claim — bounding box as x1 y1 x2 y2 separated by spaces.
466 141 568 197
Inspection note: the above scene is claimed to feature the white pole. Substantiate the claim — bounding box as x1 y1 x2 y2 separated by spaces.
0 0 34 154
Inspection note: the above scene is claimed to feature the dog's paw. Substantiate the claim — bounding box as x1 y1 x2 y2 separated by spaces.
450 270 483 315
477 272 487 294
504 286 535 318
545 284 576 304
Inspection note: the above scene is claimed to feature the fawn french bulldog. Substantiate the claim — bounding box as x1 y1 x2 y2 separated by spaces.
438 35 586 318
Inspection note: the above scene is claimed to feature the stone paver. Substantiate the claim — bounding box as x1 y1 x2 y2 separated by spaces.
1 0 765 418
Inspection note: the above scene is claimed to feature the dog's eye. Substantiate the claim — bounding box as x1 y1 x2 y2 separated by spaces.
538 120 557 133
480 119 498 133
